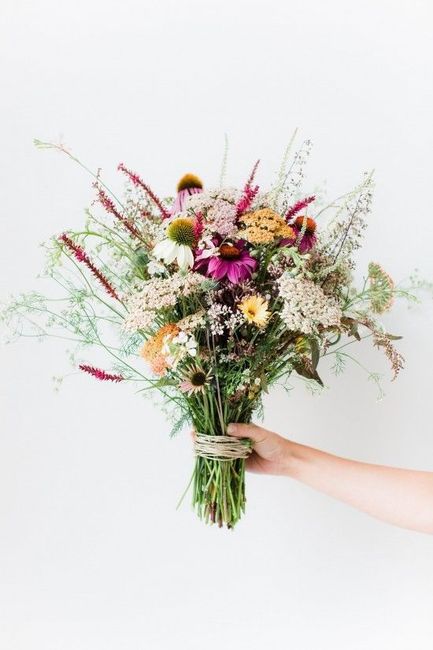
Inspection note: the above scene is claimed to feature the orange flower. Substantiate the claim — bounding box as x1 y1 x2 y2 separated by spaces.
140 323 180 375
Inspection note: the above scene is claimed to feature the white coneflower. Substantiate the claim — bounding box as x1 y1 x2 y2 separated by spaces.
153 217 195 270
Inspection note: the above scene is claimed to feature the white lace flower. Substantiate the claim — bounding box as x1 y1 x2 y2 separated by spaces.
277 274 342 334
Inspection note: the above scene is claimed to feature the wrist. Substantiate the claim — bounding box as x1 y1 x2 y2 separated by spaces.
280 439 305 478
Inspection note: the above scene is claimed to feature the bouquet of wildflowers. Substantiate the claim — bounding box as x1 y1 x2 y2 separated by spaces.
2 137 415 528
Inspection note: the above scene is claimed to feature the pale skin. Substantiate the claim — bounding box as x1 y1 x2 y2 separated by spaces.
223 423 433 534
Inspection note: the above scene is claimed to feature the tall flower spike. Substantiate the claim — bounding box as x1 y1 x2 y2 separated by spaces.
236 159 260 217
246 159 260 188
94 184 143 240
236 184 259 217
193 212 204 240
79 364 124 382
117 163 171 220
285 195 316 221
58 233 120 301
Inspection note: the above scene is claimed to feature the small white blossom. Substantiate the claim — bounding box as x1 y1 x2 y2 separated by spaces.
277 273 342 334
123 272 205 332
147 260 167 276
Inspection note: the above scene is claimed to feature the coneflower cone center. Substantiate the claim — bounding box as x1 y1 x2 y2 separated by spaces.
191 370 206 386
294 216 316 235
177 173 203 192
219 243 241 259
167 218 196 246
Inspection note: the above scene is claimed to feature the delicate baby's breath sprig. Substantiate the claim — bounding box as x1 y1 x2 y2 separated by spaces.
279 139 313 213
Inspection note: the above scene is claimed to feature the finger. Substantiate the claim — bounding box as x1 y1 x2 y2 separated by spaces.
227 422 268 443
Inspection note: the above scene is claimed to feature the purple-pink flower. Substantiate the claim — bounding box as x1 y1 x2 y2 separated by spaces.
171 186 203 215
293 215 317 253
195 240 257 284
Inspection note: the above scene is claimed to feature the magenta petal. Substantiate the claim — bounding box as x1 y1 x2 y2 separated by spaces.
170 187 202 215
207 257 218 272
227 263 241 284
298 233 316 253
244 257 257 270
210 259 229 280
239 265 252 281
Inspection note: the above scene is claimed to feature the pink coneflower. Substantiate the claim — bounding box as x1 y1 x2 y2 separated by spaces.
58 234 120 301
79 364 124 382
171 173 203 215
293 215 317 253
285 195 316 221
117 163 171 220
195 240 257 284
179 366 211 395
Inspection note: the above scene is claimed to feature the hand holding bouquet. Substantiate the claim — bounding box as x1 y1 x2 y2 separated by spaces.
2 137 415 528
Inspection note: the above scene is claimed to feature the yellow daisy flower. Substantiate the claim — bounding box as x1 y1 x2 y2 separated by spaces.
239 295 270 328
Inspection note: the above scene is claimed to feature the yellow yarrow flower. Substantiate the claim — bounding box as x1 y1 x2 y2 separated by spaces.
240 208 295 245
239 295 270 328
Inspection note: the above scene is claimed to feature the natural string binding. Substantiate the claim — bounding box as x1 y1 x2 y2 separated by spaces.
194 433 253 461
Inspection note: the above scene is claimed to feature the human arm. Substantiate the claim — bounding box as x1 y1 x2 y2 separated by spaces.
227 423 433 534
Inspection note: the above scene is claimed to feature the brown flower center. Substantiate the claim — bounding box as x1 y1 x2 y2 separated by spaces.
191 370 207 386
294 216 316 235
219 243 241 259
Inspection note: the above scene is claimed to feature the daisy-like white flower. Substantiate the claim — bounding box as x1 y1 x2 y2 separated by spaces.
162 331 198 367
147 260 167 276
173 331 198 356
179 366 212 395
153 217 196 270
238 295 270 328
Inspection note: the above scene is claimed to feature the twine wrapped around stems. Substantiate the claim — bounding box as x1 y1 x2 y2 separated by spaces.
194 433 253 461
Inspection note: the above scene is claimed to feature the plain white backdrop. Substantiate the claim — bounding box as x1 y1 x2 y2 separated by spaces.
1 1 433 648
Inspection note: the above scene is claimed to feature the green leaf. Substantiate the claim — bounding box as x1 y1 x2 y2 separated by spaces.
310 337 320 370
293 360 324 387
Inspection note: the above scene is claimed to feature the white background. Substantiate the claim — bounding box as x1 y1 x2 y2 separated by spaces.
1 1 433 648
